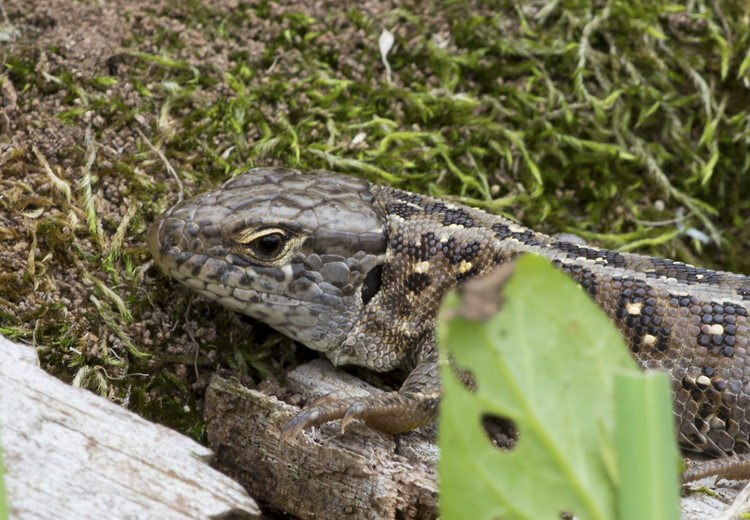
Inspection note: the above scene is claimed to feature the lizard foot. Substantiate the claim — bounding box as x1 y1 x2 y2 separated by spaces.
279 390 438 443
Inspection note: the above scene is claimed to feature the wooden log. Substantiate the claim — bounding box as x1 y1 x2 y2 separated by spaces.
0 336 260 520
204 359 438 520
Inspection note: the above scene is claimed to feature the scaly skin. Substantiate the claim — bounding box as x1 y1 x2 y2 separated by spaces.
147 167 750 474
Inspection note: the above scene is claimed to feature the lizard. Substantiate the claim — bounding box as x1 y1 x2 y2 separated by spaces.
146 167 750 481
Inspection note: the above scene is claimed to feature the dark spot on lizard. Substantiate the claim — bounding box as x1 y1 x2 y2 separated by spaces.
441 208 476 228
386 202 421 220
456 265 480 283
509 229 545 247
404 271 431 294
551 242 627 268
552 262 602 300
492 223 513 240
174 251 192 266
417 233 482 265
394 191 423 205
237 272 254 288
578 267 600 297
608 277 669 353
201 257 228 282
361 265 383 306
394 192 477 227
254 266 287 283
417 232 440 262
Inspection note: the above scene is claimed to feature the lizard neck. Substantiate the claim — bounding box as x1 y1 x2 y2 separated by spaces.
334 185 543 371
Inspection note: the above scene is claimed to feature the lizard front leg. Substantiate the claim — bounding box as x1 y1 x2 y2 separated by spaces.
280 350 440 442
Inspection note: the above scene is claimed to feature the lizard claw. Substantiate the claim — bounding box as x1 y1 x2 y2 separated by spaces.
340 402 369 433
279 409 318 444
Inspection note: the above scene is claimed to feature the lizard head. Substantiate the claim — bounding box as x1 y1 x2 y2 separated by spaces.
146 168 387 353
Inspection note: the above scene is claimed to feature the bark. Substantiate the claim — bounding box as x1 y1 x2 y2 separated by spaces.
204 359 438 520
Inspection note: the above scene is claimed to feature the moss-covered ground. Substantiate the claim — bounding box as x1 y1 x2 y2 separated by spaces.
1 0 749 449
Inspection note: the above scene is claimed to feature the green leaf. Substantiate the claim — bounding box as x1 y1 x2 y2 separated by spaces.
615 371 680 520
437 254 642 520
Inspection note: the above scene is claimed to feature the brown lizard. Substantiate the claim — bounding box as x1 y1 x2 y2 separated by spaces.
147 167 750 481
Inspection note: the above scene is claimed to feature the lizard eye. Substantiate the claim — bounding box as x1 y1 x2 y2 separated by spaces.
252 233 286 257
234 227 295 263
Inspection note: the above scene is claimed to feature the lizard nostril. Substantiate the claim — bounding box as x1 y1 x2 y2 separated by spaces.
166 234 185 250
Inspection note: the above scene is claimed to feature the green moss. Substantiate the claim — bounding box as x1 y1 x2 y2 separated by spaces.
134 375 207 442
3 0 750 449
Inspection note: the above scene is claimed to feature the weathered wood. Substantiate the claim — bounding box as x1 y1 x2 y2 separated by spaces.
205 358 750 520
204 359 438 520
0 336 260 520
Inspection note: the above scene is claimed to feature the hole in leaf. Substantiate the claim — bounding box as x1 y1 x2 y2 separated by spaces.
481 413 518 451
447 354 477 392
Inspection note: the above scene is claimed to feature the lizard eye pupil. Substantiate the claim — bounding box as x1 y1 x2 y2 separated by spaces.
253 233 285 256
